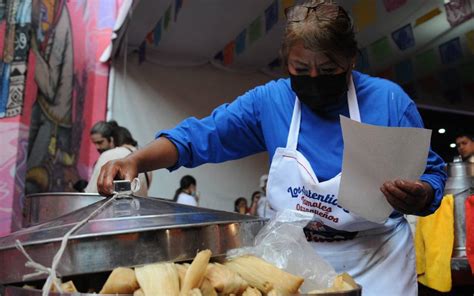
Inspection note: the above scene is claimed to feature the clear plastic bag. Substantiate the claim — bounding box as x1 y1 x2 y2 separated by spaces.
227 209 337 292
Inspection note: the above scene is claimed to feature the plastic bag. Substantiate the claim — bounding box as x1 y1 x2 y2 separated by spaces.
227 209 337 292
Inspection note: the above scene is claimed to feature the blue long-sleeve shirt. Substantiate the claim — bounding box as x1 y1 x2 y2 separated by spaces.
157 71 447 216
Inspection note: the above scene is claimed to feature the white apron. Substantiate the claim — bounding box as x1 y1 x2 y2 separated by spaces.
266 78 417 296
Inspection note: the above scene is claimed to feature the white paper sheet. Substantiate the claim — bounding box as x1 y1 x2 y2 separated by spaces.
338 116 432 223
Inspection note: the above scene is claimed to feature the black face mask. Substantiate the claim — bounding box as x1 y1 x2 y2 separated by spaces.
290 72 349 112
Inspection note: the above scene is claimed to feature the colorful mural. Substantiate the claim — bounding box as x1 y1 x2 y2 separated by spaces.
0 119 27 236
0 0 120 235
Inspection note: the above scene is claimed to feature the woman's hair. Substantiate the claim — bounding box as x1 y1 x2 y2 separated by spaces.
173 175 197 202
251 191 261 203
234 197 248 212
90 120 119 140
112 126 138 147
281 0 358 69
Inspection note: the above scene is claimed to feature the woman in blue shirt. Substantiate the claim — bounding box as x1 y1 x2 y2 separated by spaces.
98 1 446 294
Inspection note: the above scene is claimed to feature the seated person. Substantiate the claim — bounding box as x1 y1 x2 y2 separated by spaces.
86 126 151 196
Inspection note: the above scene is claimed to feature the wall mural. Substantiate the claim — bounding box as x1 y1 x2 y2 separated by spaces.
0 120 28 236
26 0 78 194
0 0 118 235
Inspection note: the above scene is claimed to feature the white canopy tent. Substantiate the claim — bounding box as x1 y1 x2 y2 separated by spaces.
104 0 474 210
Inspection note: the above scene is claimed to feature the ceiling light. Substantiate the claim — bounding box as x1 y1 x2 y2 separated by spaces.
438 128 446 134
450 143 456 148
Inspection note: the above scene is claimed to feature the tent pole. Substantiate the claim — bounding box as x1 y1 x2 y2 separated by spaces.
106 60 116 121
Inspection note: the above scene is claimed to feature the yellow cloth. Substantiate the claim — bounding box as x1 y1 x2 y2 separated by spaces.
415 194 454 292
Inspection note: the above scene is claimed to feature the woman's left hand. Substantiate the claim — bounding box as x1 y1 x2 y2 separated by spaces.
380 179 434 214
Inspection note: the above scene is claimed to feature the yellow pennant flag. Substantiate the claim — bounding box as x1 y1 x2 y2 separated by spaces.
466 30 474 55
415 7 442 27
352 0 377 32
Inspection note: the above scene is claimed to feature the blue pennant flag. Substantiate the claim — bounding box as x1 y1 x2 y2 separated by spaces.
265 1 279 32
235 29 247 55
175 0 183 21
138 41 147 64
391 24 415 51
439 37 463 64
153 19 162 46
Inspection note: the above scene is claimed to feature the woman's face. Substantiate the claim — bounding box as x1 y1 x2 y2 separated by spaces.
252 193 261 203
188 184 197 195
237 200 248 213
286 41 355 112
287 41 347 77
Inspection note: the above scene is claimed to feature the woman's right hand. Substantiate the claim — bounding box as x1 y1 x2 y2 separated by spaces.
97 158 138 196
97 137 180 196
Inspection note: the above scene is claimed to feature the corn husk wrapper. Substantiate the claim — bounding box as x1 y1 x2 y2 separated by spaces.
224 255 303 295
180 250 212 296
135 262 180 296
200 277 217 296
50 280 78 293
177 263 217 296
205 262 248 295
242 286 262 296
308 273 358 294
267 289 285 296
188 288 203 296
100 267 139 294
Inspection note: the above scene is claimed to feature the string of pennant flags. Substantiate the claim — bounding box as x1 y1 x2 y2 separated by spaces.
138 0 184 63
214 0 293 66
136 0 474 104
353 0 474 105
138 0 296 65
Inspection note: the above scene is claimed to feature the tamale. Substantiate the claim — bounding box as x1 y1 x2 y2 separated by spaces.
99 267 139 294
135 262 180 296
205 262 248 295
308 273 358 294
224 255 303 295
180 249 212 296
176 263 189 287
200 277 218 296
242 286 262 296
188 288 203 296
267 289 285 296
50 280 77 293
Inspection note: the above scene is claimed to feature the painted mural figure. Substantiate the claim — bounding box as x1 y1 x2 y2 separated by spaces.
26 0 75 194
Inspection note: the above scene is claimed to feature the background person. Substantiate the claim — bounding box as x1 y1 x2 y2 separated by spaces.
86 125 151 196
173 175 198 206
90 120 118 154
248 191 261 216
455 133 474 162
234 197 248 214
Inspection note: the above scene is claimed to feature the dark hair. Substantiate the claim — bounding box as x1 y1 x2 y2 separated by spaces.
90 120 119 140
173 175 197 202
281 0 357 69
251 191 261 203
455 133 474 141
234 197 248 212
112 126 138 147
73 179 88 192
